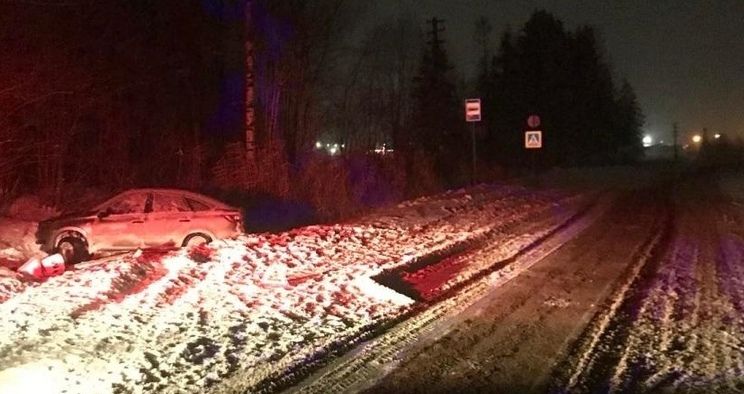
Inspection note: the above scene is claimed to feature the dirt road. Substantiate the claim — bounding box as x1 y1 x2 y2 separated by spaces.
364 186 670 393
558 175 744 393
364 174 744 394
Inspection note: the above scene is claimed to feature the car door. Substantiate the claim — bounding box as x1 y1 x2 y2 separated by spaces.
91 192 149 250
144 192 193 248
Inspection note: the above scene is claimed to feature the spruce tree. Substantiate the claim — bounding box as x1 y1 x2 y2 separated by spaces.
483 10 644 167
410 18 466 186
614 80 644 162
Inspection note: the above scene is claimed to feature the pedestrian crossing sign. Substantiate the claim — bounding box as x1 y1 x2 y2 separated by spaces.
525 131 542 149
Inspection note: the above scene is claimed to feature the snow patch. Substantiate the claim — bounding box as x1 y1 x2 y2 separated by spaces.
352 276 414 306
0 184 589 393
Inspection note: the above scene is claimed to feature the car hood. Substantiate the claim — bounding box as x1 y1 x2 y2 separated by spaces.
40 211 97 226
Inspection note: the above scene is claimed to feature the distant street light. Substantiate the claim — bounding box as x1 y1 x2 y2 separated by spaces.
692 135 702 143
642 135 653 147
715 133 721 139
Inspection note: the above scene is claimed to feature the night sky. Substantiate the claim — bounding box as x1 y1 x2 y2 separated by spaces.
371 0 744 143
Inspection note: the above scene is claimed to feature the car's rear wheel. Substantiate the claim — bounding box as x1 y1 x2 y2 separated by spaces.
56 236 89 264
182 233 212 248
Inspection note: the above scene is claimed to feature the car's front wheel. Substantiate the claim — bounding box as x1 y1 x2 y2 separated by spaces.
182 233 212 248
56 236 89 264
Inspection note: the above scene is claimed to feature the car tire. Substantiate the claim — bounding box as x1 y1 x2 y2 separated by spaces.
182 233 212 248
56 236 89 264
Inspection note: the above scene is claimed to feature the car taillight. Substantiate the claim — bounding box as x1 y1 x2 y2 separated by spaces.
225 214 244 233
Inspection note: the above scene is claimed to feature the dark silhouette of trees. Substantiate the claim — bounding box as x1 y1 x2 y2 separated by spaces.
251 0 362 163
0 1 228 202
613 79 645 161
334 13 421 153
481 10 644 168
0 4 655 220
474 16 493 95
408 18 468 188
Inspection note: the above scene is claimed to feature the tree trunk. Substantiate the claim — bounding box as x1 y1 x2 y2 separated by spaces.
244 0 258 187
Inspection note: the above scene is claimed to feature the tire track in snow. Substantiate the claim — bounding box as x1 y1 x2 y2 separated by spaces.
556 179 744 393
362 184 524 230
285 194 611 394
551 189 673 392
624 240 690 391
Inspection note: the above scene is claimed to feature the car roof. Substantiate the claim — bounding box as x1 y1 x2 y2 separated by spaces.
98 188 235 210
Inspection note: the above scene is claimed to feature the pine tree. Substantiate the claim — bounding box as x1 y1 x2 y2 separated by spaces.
483 10 644 167
569 25 617 164
486 29 525 165
409 18 466 186
614 80 644 162
474 16 493 95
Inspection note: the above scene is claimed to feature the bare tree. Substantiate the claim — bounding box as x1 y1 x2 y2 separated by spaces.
330 13 422 152
253 0 365 163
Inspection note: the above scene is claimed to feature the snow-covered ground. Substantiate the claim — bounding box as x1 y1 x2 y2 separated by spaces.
563 174 744 392
0 183 591 393
0 218 42 262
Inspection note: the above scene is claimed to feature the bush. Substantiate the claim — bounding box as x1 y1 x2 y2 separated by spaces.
294 155 356 220
346 154 403 209
209 142 482 226
407 150 442 197
5 195 59 221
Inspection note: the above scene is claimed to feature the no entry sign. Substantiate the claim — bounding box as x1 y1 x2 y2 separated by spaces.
465 99 481 122
527 114 541 129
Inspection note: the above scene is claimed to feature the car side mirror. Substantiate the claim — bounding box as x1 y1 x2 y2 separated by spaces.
97 209 111 219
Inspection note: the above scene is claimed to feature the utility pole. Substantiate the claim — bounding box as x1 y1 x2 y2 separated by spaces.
426 17 446 53
244 0 258 186
673 122 679 161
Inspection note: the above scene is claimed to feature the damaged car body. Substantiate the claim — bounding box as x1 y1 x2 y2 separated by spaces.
36 189 244 263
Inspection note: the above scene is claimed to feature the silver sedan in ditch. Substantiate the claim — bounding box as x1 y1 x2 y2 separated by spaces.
36 189 244 262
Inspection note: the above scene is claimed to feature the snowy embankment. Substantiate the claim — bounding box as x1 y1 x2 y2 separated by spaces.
0 184 591 393
0 218 41 263
0 218 43 299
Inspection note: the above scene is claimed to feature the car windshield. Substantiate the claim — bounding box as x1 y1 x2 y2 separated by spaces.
100 193 147 215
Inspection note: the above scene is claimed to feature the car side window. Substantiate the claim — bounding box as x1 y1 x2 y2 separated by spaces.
152 194 191 212
107 194 147 215
185 198 210 211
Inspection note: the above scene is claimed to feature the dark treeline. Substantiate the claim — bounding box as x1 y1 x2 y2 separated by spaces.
1 2 648 220
0 1 233 204
479 11 644 168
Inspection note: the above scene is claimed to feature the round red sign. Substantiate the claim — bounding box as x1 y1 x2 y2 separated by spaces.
527 114 541 129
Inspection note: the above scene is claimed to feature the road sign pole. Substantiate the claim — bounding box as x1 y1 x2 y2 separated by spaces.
523 115 543 185
464 98 481 186
673 122 679 162
471 122 477 185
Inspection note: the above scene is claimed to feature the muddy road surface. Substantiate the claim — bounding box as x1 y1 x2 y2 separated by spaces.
332 174 744 393
364 186 670 393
